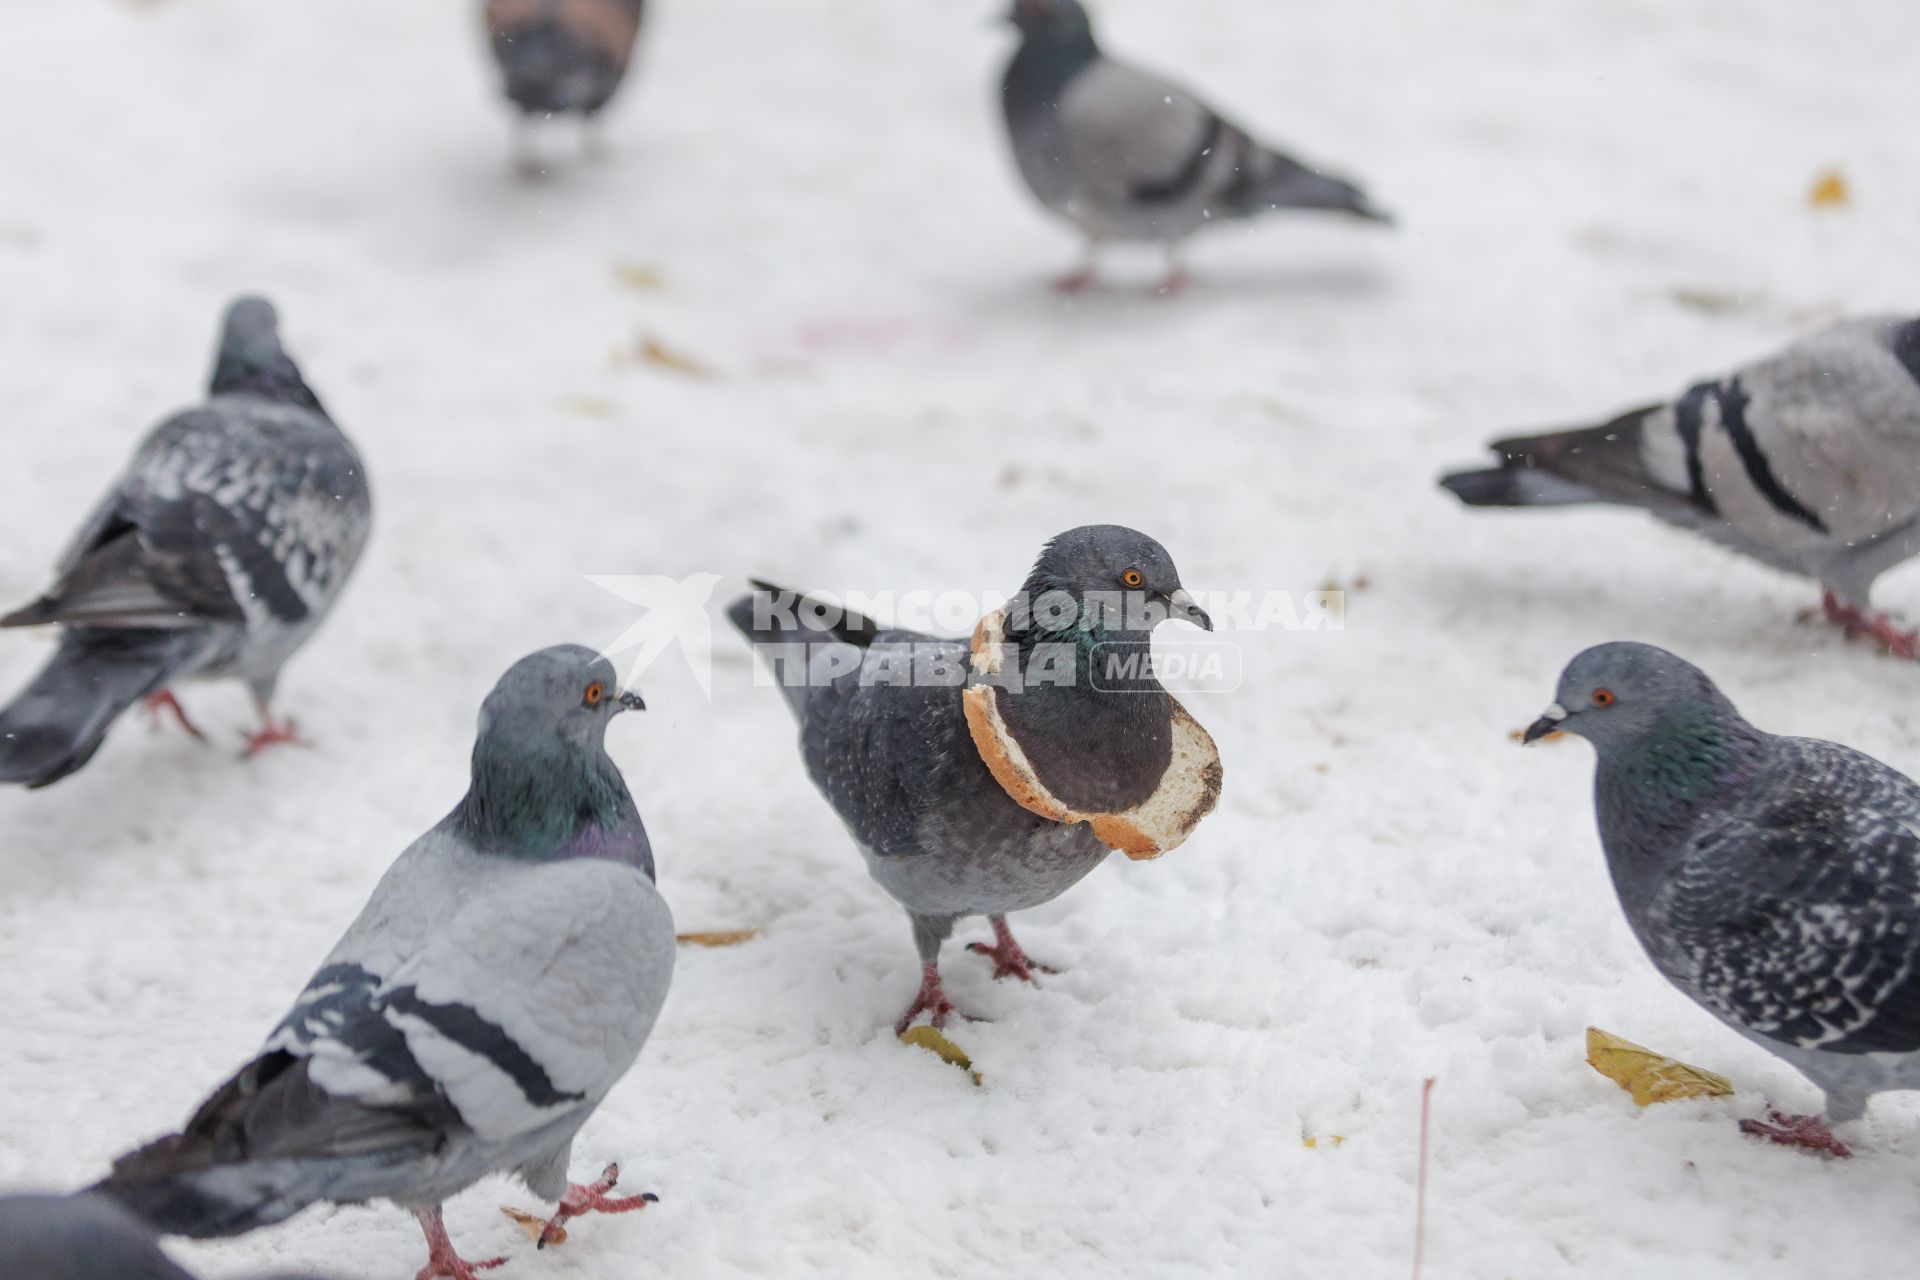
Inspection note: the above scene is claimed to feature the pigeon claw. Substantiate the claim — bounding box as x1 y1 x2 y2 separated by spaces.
143 691 207 742
966 917 1055 984
1738 1106 1853 1159
1050 265 1100 294
241 713 305 758
1819 591 1919 660
414 1254 507 1280
520 1163 659 1251
895 961 960 1035
413 1206 508 1280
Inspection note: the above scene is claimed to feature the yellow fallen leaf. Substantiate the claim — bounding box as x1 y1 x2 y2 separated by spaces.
1586 1026 1732 1106
1302 1134 1346 1150
555 394 618 419
1808 168 1851 209
635 332 715 379
612 260 666 291
675 929 761 948
900 1025 984 1086
499 1205 560 1244
1669 285 1764 316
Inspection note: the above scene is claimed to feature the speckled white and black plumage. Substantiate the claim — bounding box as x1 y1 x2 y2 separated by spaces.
0 1193 331 1280
728 525 1213 1031
98 647 672 1270
1530 642 1920 1128
0 295 371 786
1442 317 1920 618
1001 0 1388 269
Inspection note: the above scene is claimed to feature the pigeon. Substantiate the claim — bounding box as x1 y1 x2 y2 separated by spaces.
728 525 1218 1034
1000 0 1390 292
0 1192 331 1280
0 296 371 788
1524 640 1920 1157
97 645 674 1279
483 0 645 173
1441 317 1920 658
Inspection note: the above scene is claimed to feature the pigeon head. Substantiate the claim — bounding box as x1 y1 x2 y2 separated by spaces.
1012 524 1210 638
1007 0 1095 48
475 644 645 743
1523 641 1747 756
460 645 650 867
210 294 326 415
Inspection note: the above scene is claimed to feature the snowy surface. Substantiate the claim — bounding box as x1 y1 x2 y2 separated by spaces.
3 0 1920 1276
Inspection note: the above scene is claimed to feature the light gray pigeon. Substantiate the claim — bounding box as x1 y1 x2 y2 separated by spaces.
728 525 1216 1033
98 645 674 1279
0 1192 331 1280
1442 317 1920 658
484 0 645 174
1001 0 1390 292
0 295 371 787
1525 641 1920 1157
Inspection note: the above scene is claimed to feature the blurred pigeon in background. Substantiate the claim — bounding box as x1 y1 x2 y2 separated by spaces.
1525 641 1920 1158
0 296 371 788
484 0 646 175
98 646 674 1279
1442 317 1920 658
1001 0 1390 292
729 525 1217 1034
0 1192 332 1280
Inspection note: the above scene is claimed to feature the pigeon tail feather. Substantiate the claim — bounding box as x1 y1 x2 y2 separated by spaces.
728 582 884 723
1439 464 1601 508
1234 150 1390 223
1441 406 1667 511
0 628 210 788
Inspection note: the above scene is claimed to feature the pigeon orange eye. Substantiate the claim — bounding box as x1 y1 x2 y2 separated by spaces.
1122 569 1144 588
1591 688 1615 708
583 682 606 707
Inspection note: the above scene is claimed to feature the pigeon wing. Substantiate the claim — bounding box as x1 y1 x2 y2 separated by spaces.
1054 58 1227 208
1655 736 1920 1055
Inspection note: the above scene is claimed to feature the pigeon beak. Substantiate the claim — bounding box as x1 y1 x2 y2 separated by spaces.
1168 588 1212 632
1521 702 1568 744
617 688 646 713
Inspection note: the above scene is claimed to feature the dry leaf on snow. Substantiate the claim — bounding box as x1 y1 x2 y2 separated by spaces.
675 929 761 948
1808 168 1851 209
900 1025 984 1086
1586 1026 1732 1105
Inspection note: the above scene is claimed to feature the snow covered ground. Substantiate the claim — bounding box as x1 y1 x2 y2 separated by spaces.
3 0 1920 1275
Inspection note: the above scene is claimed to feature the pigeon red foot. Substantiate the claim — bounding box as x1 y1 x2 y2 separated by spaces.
413 1207 506 1280
966 915 1056 983
1820 590 1919 659
522 1163 657 1251
896 962 959 1035
242 707 304 757
1738 1106 1853 1159
143 690 206 741
1050 264 1099 293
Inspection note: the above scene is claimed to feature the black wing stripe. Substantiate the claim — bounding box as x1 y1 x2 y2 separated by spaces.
1672 382 1718 516
1715 378 1829 534
383 988 585 1109
1132 111 1223 205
